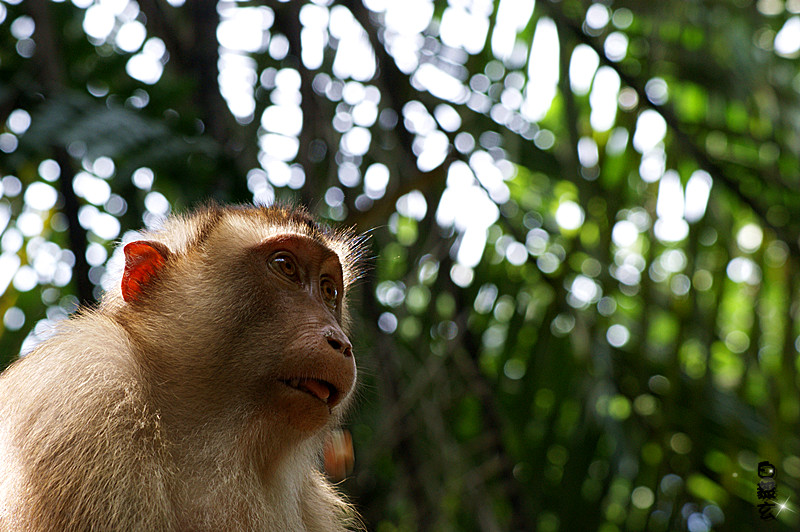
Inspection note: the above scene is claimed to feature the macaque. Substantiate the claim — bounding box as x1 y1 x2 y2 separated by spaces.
0 204 367 531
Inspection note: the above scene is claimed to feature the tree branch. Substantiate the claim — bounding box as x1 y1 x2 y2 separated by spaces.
540 0 800 253
137 0 253 200
26 0 92 304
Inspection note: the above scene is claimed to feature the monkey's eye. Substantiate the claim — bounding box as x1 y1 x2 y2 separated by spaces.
320 277 338 309
271 253 300 282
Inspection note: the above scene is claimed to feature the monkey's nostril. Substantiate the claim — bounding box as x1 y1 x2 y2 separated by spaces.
324 329 353 357
326 337 353 357
327 337 342 351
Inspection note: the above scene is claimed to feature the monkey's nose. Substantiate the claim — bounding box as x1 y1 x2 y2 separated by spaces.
324 327 353 358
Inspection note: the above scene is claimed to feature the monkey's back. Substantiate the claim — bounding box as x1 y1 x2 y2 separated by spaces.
0 313 174 530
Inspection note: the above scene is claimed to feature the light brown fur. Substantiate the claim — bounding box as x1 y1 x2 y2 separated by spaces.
0 204 367 531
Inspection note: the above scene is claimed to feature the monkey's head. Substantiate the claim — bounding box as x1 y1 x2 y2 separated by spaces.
108 204 369 440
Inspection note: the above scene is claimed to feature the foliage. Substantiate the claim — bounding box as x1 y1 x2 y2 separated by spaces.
1 0 799 529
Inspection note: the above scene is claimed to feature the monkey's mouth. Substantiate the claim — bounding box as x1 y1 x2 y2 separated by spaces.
282 378 340 406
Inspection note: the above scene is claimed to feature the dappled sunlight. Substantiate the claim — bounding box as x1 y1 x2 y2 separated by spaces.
3 0 800 529
554 199 584 231
521 17 559 123
589 66 620 132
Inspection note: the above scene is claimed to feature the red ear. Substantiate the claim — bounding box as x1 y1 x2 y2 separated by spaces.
122 240 170 303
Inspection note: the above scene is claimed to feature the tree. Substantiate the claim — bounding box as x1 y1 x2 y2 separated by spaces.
1 0 798 529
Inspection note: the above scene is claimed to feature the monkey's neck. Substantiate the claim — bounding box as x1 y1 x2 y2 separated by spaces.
167 422 325 529
158 396 323 480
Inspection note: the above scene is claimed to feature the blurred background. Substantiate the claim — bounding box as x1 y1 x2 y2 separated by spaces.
1 0 799 530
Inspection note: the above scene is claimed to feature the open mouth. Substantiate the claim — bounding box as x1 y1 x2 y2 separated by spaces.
282 378 340 406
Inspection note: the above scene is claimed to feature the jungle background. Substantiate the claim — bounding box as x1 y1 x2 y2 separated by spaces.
1 0 799 530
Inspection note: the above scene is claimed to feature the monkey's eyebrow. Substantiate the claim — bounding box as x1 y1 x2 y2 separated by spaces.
256 234 343 268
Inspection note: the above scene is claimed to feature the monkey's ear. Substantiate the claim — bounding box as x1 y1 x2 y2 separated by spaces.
122 240 170 303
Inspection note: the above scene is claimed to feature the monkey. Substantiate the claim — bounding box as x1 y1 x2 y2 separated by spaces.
0 203 368 531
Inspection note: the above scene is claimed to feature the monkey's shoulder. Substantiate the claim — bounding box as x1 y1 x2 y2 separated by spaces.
0 314 150 441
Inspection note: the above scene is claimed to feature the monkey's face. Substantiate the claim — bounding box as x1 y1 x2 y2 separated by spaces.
118 215 360 439
238 233 357 434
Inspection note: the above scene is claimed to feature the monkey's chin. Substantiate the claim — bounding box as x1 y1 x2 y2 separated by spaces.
267 381 344 434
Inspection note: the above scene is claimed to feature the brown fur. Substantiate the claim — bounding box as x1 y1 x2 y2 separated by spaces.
0 204 367 531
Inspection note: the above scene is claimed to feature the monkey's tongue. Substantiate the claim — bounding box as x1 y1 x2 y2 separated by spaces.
297 379 331 403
